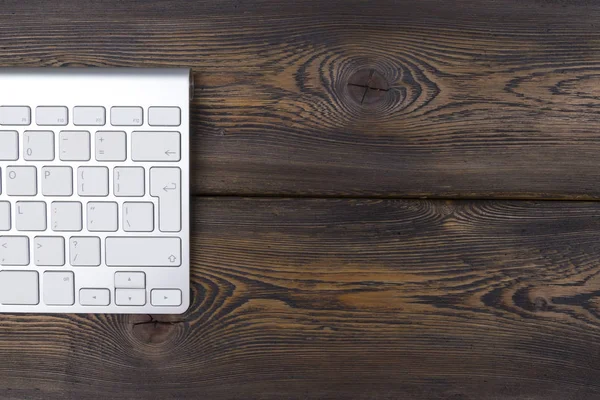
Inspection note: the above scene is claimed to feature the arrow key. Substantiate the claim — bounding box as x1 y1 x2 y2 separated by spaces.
151 289 182 306
116 289 146 306
114 271 145 289
80 288 110 306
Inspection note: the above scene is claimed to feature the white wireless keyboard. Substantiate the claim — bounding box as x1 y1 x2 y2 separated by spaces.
0 68 191 314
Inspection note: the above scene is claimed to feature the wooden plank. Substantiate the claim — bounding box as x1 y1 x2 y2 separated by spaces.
2 197 600 399
1 1 600 197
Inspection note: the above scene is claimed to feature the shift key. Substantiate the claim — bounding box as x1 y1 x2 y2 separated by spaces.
106 237 181 267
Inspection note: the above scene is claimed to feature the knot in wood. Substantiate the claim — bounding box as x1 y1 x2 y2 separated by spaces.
346 69 391 107
130 314 185 346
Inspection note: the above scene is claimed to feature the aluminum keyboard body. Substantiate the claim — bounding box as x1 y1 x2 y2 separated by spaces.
0 68 191 314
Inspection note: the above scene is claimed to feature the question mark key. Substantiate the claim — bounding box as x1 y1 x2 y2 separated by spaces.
69 237 100 267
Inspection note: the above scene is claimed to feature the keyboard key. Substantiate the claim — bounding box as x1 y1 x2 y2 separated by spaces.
149 107 181 126
34 236 65 266
114 167 144 197
0 202 10 231
42 166 73 196
0 131 18 160
123 202 154 232
78 167 108 197
116 289 146 306
23 131 54 161
79 288 110 306
111 107 143 126
69 236 101 266
43 271 74 305
16 201 46 231
59 131 90 161
131 131 180 161
0 271 38 305
0 236 29 266
87 202 118 232
114 272 145 289
105 237 181 267
150 167 181 232
73 106 105 126
51 201 82 232
36 106 68 126
0 106 30 126
151 289 182 306
96 131 126 161
6 166 37 196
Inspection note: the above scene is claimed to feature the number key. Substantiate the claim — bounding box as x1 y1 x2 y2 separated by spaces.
0 131 18 160
24 131 54 161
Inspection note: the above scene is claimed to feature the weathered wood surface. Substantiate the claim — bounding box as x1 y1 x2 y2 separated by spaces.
1 0 600 197
2 198 600 399
1 1 600 399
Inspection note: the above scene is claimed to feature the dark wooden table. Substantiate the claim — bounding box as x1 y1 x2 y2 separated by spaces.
2 1 600 399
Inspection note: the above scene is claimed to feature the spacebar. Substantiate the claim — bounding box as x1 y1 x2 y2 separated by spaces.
105 237 181 267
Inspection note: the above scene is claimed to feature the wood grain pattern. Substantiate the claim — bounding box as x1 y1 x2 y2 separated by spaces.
1 2 598 399
2 198 600 399
1 0 600 197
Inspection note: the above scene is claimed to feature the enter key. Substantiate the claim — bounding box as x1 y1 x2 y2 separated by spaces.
150 167 181 232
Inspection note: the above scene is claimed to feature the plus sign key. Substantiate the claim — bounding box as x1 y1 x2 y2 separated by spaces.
96 131 126 161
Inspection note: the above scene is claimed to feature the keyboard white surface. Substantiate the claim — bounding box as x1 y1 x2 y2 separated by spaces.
0 68 191 314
